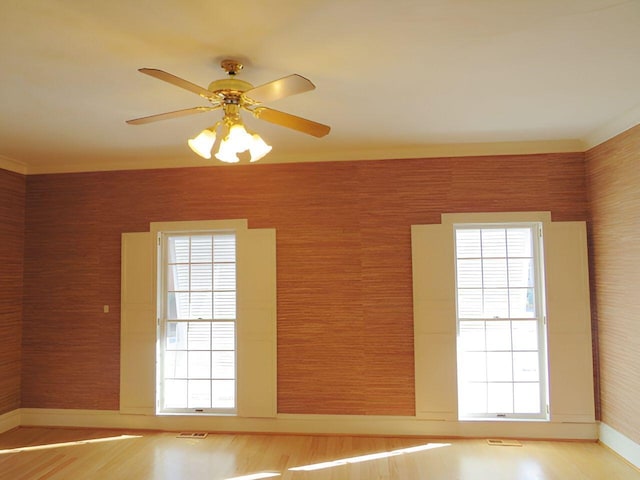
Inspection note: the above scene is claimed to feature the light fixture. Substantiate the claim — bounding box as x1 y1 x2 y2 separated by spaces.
127 59 330 163
187 124 218 159
188 103 271 163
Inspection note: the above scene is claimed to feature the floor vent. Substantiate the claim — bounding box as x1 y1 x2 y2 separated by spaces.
487 439 522 447
177 432 208 439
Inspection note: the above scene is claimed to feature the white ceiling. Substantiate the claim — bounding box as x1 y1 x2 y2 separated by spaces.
2 0 640 174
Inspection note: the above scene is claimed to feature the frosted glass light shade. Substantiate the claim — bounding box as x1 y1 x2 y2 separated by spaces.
189 119 272 163
249 134 272 162
226 124 253 149
214 139 240 163
188 128 216 159
214 123 271 163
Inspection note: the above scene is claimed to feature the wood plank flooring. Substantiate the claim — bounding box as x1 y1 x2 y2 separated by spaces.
0 427 638 479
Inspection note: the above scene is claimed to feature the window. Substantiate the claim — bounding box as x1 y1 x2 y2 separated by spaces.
412 213 594 428
454 223 548 420
158 232 237 414
121 219 276 420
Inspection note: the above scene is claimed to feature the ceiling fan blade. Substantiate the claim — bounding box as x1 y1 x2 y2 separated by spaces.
126 106 218 125
139 68 217 100
253 107 330 137
244 74 315 104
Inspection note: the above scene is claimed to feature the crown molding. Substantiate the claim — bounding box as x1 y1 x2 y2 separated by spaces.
21 139 587 175
0 154 28 175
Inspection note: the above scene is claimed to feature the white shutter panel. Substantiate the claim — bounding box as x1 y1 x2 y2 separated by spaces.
544 221 595 422
120 232 156 414
236 228 277 418
411 224 458 420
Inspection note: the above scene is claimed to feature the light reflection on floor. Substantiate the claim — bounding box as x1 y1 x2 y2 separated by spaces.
223 473 281 480
218 443 450 479
0 434 142 455
288 442 450 472
2 433 450 478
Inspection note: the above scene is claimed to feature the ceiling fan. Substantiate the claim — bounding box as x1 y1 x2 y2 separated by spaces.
126 59 330 163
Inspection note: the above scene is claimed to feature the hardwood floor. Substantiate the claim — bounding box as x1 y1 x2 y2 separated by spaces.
0 427 638 479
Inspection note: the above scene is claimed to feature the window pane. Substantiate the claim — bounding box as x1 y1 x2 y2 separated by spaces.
460 352 486 382
483 289 509 318
513 352 539 381
214 291 236 319
190 292 212 319
485 321 511 351
167 292 189 320
168 264 190 291
166 322 187 350
514 383 541 414
481 229 506 257
459 321 485 351
456 229 481 258
508 258 533 287
187 322 210 350
459 382 487 414
214 234 235 262
191 264 212 290
457 259 482 288
507 229 532 257
212 351 235 379
212 322 235 350
188 380 211 408
164 351 187 378
488 383 513 413
512 321 538 350
212 380 235 409
191 235 212 263
458 289 483 318
483 259 507 288
168 237 190 263
486 352 512 381
165 379 187 408
214 264 236 290
509 288 535 318
188 351 211 378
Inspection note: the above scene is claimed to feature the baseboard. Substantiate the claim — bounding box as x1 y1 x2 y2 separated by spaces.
0 409 21 434
16 408 598 440
599 422 640 469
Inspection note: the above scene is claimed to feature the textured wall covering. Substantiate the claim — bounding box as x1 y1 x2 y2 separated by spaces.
586 124 640 444
0 168 25 414
22 153 588 414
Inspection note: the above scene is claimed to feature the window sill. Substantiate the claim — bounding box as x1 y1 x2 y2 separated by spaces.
459 416 549 422
157 411 238 417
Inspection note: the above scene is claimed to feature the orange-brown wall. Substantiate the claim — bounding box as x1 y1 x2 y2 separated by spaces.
586 124 640 444
21 153 588 414
0 168 25 415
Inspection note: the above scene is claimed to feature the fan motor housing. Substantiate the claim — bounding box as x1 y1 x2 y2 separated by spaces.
208 78 253 94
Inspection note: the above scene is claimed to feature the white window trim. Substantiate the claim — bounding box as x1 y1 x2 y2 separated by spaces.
157 230 238 415
453 221 549 421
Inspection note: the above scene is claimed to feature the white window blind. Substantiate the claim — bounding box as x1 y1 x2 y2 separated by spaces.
160 232 237 413
455 224 548 420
